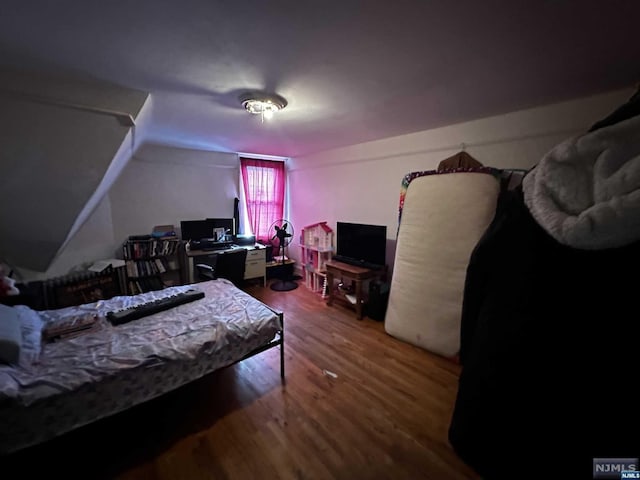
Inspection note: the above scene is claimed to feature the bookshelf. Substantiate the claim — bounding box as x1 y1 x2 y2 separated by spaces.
122 237 185 294
300 222 333 297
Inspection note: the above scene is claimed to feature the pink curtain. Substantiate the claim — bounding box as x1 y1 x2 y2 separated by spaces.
240 158 285 243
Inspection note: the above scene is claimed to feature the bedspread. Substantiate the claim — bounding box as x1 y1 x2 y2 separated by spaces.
0 279 281 408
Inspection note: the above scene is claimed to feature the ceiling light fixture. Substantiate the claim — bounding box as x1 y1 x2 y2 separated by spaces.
240 92 287 122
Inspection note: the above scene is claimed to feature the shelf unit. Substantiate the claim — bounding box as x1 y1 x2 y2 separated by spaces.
300 222 333 297
122 237 185 294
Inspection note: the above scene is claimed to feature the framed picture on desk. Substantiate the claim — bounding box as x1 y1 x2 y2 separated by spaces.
213 227 226 241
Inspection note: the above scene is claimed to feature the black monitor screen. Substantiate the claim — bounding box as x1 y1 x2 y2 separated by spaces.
206 218 236 237
180 220 213 242
336 222 387 268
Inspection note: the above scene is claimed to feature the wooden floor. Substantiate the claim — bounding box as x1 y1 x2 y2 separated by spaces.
4 280 480 480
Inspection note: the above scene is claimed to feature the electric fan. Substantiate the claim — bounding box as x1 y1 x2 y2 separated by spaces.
269 219 298 291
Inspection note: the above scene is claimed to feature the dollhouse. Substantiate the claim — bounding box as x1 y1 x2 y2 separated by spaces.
300 222 333 296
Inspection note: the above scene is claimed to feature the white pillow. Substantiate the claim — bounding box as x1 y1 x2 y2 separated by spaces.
0 304 43 366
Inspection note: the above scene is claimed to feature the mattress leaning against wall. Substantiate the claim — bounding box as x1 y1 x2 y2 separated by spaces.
384 168 500 359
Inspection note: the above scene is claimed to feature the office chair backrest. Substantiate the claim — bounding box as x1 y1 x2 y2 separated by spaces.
195 263 215 281
214 248 247 286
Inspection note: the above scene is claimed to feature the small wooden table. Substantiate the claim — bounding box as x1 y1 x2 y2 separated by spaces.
325 260 386 320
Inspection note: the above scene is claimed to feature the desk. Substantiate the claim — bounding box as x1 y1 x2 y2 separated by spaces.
186 244 266 286
325 260 386 320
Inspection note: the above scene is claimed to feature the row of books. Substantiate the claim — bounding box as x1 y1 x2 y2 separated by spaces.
125 258 178 278
123 239 181 260
127 277 164 295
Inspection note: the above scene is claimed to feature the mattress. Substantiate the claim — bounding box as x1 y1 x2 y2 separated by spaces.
0 279 282 454
385 170 499 358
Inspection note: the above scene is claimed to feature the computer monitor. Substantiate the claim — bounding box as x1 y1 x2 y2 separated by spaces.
207 218 236 238
180 220 213 242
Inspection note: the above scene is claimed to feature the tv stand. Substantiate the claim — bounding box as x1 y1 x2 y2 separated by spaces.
325 260 386 320
333 256 384 270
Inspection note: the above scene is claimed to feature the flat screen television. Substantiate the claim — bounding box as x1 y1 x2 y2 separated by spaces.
335 222 387 269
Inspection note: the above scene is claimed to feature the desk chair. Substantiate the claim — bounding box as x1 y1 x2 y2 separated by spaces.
195 248 247 287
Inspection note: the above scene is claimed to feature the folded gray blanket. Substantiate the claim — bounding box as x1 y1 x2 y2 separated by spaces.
523 114 640 249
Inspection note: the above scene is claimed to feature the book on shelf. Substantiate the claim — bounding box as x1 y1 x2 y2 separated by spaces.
122 238 181 260
128 277 164 294
121 236 184 294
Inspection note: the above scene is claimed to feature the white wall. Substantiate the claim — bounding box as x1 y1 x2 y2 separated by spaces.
17 196 118 281
14 142 241 282
0 98 132 273
288 88 634 273
9 87 633 283
0 70 148 274
109 143 239 245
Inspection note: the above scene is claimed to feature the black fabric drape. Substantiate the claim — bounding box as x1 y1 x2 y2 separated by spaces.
233 197 240 236
449 185 640 478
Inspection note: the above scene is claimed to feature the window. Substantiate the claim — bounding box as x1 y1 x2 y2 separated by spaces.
240 158 285 242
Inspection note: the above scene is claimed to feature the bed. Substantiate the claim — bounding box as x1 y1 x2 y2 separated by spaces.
0 278 284 455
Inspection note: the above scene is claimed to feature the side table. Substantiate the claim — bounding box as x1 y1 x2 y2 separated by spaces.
325 260 386 320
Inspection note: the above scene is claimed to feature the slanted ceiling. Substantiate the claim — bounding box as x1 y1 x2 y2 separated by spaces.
0 70 148 272
0 1 638 157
